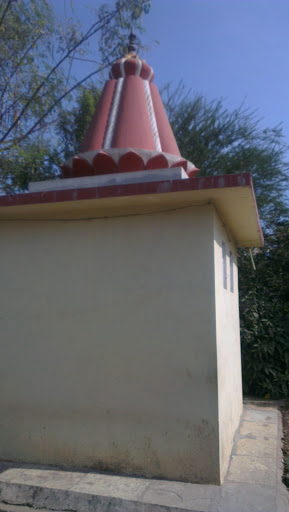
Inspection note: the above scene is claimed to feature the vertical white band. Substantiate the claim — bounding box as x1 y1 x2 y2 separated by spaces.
103 78 124 149
143 80 161 152
135 59 142 76
119 58 126 78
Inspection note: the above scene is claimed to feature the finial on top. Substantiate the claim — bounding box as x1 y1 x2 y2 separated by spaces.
128 30 137 54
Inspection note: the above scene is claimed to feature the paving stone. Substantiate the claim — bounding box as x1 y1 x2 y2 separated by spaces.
211 483 276 512
233 436 277 458
276 482 289 512
226 455 276 486
0 468 85 490
71 472 151 500
142 480 219 511
242 406 278 424
239 420 277 437
70 473 219 511
0 482 214 512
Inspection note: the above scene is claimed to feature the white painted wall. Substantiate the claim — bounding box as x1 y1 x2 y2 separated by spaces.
214 212 243 481
0 204 242 483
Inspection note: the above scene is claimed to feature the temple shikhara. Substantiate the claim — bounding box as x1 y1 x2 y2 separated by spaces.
0 34 263 484
60 32 198 181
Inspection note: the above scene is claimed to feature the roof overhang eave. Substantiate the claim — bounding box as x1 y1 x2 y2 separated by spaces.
0 172 264 248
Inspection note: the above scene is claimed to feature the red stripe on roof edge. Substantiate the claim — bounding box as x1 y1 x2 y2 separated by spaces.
0 173 252 209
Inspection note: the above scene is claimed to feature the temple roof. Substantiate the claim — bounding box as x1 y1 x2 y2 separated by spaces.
61 34 198 179
0 174 264 247
0 35 263 248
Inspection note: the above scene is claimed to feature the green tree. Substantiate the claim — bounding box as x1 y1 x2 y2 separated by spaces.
163 86 289 229
1 84 102 193
1 141 60 194
239 225 289 398
58 85 101 161
0 0 150 192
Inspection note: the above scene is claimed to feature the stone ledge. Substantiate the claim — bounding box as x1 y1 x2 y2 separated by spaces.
0 403 288 512
29 167 188 193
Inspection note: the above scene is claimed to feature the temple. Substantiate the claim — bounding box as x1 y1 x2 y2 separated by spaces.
60 31 198 180
0 34 263 484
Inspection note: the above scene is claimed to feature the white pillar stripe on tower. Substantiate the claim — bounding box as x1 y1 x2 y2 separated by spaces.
135 59 142 76
147 66 154 81
143 80 161 152
119 58 126 78
103 77 124 149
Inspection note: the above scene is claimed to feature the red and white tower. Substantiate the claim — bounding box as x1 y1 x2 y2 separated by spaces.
61 32 198 180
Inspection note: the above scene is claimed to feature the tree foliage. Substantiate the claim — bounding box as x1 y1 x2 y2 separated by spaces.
239 225 289 398
163 86 289 229
0 0 59 147
0 0 150 192
58 85 101 161
1 141 60 194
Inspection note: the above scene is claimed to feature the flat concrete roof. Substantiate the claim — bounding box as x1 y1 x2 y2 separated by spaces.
0 173 263 247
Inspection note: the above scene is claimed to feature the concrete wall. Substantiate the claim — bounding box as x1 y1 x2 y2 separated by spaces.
0 205 241 483
214 212 243 481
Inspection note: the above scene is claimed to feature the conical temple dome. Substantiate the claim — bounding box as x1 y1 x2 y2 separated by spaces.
61 35 198 179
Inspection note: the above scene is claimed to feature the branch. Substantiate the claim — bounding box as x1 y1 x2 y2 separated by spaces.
16 68 106 143
0 35 109 136
69 56 103 65
0 93 23 123
0 0 13 28
0 32 43 104
0 2 126 143
0 117 59 149
0 47 116 148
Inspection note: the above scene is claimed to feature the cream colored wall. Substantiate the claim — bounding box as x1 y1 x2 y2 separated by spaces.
0 205 223 483
213 211 243 482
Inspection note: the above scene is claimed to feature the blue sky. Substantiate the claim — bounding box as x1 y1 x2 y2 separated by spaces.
52 0 289 146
